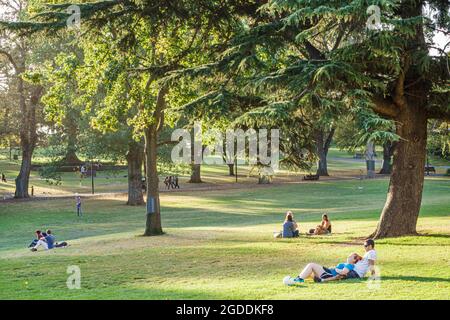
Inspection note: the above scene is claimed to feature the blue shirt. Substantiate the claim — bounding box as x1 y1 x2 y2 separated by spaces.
282 221 296 238
330 263 354 276
45 234 55 249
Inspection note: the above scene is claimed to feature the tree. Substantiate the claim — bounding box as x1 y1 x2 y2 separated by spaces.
0 0 46 198
199 0 449 238
2 0 259 235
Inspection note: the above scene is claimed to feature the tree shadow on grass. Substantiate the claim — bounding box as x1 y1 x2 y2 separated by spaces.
380 276 450 283
311 275 450 286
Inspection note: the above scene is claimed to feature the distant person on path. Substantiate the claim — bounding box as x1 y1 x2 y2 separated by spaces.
164 176 170 189
1 172 6 183
282 211 299 238
76 195 82 217
80 165 87 178
173 176 180 189
311 213 332 235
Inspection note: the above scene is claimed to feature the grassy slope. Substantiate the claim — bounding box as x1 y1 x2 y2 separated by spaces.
0 178 449 300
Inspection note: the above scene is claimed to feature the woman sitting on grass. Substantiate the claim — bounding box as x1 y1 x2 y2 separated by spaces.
284 253 362 285
311 213 331 235
282 211 299 238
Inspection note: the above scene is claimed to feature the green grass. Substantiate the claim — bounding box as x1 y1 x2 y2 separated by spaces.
0 177 449 299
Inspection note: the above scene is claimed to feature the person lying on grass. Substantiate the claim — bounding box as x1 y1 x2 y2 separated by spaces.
285 239 377 284
285 253 361 285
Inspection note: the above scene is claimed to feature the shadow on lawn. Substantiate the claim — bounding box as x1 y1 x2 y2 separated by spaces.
380 276 450 283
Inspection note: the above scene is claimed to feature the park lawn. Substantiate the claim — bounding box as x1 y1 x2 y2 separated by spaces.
0 177 449 300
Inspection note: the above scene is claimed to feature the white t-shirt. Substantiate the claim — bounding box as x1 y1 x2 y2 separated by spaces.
354 249 377 277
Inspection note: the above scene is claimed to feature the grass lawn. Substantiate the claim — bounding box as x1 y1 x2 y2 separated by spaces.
0 177 449 300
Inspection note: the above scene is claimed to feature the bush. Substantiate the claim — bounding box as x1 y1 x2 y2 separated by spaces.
38 165 62 185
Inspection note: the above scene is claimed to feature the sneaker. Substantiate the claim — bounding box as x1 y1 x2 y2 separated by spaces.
293 276 304 283
30 248 37 252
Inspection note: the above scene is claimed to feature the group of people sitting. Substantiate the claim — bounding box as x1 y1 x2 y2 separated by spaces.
280 211 331 238
284 239 377 284
29 230 68 251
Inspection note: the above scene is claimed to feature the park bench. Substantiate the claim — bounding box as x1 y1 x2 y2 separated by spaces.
425 166 436 175
353 153 364 159
303 174 319 181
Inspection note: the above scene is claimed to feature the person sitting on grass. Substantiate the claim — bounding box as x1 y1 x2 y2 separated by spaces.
30 231 48 251
28 230 43 248
282 211 299 238
30 230 68 251
285 252 361 285
46 229 68 248
310 213 332 235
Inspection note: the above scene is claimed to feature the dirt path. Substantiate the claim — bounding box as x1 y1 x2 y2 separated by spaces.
0 172 390 203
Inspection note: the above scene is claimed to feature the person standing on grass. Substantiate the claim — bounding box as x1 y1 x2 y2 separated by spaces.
174 176 180 189
1 172 6 183
76 195 82 217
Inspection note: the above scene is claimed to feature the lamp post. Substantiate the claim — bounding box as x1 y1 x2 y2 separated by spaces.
91 158 95 194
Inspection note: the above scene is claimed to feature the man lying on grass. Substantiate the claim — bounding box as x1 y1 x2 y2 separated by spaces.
284 239 377 285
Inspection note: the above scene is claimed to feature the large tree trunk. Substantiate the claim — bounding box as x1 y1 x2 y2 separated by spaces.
188 143 204 183
315 127 335 176
15 146 33 198
14 80 42 198
227 163 235 176
62 121 81 165
189 164 203 183
143 86 167 236
144 126 163 236
371 105 427 238
379 141 395 174
126 141 144 206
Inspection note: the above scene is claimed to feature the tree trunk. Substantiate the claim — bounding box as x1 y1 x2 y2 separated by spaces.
14 80 41 198
189 164 203 183
126 141 144 206
15 146 33 198
63 123 81 165
143 85 167 236
143 126 163 236
188 142 204 183
371 105 427 238
227 163 235 176
315 127 334 176
379 142 395 174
